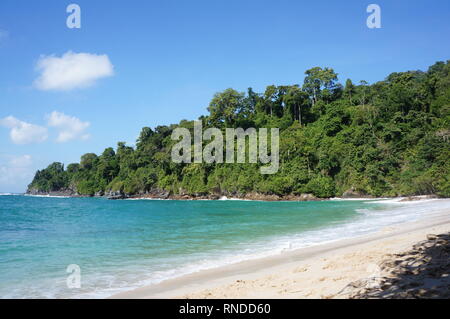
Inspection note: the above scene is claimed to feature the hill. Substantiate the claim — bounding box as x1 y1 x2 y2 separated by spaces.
28 61 450 199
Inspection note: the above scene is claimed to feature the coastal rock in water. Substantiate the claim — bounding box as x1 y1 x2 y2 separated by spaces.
282 193 319 201
26 188 77 197
342 188 370 198
299 193 319 201
95 190 105 197
107 191 126 200
150 189 170 199
243 192 281 201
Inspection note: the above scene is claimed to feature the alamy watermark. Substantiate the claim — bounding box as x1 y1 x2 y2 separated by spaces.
171 121 280 174
64 3 381 171
66 264 81 289
65 4 380 30
66 4 81 29
367 4 381 29
65 4 381 30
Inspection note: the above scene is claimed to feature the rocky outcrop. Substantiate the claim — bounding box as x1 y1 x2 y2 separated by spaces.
124 191 321 201
242 192 281 201
286 193 319 201
241 193 320 201
27 188 77 197
26 186 324 202
341 188 372 198
105 191 126 200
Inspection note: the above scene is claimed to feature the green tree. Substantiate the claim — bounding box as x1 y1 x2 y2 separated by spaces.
303 67 339 105
207 89 245 127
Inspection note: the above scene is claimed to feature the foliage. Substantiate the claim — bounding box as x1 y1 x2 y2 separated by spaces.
28 61 450 198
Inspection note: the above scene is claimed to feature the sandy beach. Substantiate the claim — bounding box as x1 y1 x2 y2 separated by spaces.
112 198 450 299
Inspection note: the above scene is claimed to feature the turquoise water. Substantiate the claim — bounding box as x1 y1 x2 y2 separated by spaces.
0 195 443 298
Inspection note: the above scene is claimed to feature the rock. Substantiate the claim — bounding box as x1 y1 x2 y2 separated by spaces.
299 193 319 201
108 194 126 200
26 188 77 197
95 190 105 197
341 188 371 198
427 234 438 240
243 192 281 201
107 191 126 200
282 193 319 201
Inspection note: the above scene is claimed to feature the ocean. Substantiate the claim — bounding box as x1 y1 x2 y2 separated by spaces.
0 194 448 298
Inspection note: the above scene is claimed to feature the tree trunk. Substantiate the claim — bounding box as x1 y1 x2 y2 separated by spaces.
298 105 302 126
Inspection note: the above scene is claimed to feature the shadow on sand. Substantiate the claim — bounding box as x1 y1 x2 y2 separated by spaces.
337 233 450 299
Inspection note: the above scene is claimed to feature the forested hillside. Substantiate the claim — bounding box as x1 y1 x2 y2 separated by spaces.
28 61 450 198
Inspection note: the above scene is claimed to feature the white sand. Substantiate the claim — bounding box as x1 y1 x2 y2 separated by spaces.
112 199 450 299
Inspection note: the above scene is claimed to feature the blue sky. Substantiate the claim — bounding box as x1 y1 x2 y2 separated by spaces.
0 0 449 192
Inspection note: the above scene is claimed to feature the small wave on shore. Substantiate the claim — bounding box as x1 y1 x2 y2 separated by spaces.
23 194 72 198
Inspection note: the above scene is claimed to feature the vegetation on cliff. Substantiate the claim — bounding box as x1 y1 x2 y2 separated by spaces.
28 61 450 198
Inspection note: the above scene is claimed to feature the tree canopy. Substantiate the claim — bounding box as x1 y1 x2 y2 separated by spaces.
28 61 450 198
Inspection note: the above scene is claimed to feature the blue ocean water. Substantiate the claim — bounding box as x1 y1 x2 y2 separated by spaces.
0 194 446 298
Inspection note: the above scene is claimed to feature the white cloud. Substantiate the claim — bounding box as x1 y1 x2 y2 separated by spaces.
0 116 48 144
0 155 34 193
47 111 90 143
34 51 114 91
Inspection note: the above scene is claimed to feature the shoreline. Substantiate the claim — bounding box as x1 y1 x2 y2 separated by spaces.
25 190 325 201
111 200 450 299
23 191 443 203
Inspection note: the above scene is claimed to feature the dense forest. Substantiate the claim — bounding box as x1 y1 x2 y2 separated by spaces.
28 61 450 199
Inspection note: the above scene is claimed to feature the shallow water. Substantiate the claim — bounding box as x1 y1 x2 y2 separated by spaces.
0 195 448 298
